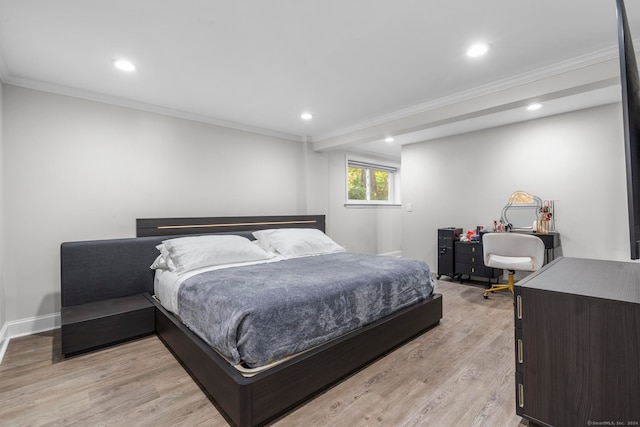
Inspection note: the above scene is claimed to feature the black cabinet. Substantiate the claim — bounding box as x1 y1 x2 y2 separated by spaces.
454 241 501 283
437 227 461 279
514 257 640 426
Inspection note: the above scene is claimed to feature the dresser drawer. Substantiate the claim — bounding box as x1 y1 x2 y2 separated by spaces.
455 251 483 265
453 240 500 281
455 242 482 257
456 262 495 277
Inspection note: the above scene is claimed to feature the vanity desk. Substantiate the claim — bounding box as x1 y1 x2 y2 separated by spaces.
518 231 559 264
500 191 559 263
437 228 560 284
437 191 559 283
443 231 559 283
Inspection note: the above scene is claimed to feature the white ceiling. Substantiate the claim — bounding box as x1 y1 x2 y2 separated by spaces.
0 1 638 158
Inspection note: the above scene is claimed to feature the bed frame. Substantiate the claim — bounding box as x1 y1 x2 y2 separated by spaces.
60 215 443 426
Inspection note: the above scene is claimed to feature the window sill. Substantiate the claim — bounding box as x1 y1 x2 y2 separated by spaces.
344 203 402 208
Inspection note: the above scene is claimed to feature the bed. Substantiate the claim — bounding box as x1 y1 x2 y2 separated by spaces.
60 215 442 426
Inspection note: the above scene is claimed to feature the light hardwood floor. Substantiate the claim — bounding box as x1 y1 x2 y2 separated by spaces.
0 279 529 426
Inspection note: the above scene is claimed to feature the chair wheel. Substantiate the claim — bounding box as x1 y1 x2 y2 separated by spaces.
483 294 489 299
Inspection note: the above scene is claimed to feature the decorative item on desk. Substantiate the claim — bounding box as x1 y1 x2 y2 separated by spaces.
464 226 485 241
536 200 555 233
493 220 508 232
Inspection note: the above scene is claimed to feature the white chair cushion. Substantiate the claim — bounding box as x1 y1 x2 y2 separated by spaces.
486 254 535 271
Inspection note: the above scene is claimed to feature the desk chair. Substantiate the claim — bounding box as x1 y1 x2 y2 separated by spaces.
482 233 545 299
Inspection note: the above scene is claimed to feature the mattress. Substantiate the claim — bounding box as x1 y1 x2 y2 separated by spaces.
155 252 433 371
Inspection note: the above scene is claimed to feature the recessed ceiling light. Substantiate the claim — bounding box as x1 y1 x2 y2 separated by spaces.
385 137 395 143
113 59 136 72
527 103 543 111
467 43 490 58
301 112 313 120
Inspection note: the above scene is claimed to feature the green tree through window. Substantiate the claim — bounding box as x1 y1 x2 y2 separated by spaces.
347 160 395 203
370 169 389 200
348 166 367 200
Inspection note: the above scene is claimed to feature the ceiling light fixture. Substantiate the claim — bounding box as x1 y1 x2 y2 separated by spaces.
527 103 543 111
467 43 490 58
301 112 313 120
385 137 395 143
113 59 136 72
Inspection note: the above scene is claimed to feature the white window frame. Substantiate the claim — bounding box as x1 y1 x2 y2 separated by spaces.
345 155 401 206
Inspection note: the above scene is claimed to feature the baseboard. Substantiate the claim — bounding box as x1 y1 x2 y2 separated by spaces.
0 322 8 366
0 312 60 365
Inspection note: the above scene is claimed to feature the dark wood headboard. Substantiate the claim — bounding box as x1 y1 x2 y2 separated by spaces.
61 215 326 307
136 215 325 237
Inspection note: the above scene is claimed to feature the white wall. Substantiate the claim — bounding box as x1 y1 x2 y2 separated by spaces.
327 151 402 255
300 141 330 220
0 82 5 330
402 103 631 269
2 85 330 323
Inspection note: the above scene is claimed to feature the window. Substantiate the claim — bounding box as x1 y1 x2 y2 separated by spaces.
346 157 400 205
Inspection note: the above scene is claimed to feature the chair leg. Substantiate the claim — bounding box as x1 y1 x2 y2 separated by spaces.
483 271 515 299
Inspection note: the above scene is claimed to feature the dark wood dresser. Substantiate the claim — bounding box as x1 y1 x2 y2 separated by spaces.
514 257 640 427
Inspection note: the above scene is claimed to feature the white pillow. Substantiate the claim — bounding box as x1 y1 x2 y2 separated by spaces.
161 235 272 274
252 228 345 258
150 254 169 270
150 244 177 271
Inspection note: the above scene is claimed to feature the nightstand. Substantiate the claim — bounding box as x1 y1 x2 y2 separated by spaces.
61 293 155 356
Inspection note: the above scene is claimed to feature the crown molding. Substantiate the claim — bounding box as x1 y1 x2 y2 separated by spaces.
313 43 627 143
2 39 637 145
2 76 305 143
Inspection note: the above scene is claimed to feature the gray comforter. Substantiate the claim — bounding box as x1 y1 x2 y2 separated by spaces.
177 252 433 368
